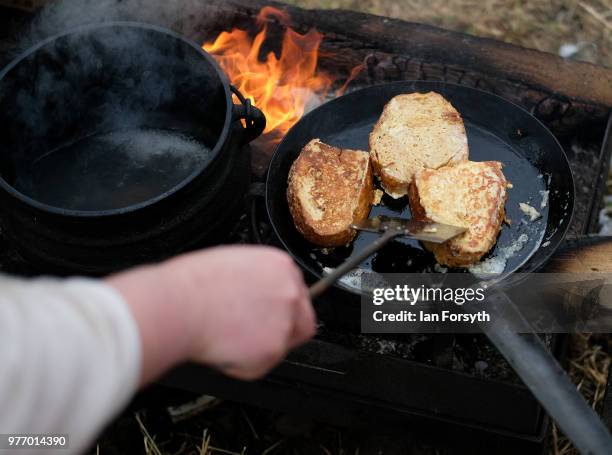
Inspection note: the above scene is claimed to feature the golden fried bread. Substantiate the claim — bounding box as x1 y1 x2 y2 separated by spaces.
287 139 374 247
408 161 508 267
370 92 469 198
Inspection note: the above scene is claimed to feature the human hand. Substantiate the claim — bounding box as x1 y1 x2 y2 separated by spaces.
108 246 315 384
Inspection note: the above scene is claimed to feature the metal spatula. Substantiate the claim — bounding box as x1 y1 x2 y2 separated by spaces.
309 216 466 298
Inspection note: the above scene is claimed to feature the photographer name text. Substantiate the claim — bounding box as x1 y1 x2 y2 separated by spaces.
372 309 490 324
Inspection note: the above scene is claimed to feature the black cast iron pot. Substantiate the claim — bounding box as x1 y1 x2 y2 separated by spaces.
0 22 266 275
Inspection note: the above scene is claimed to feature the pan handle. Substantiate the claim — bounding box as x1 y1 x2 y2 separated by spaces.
231 85 266 145
479 292 612 454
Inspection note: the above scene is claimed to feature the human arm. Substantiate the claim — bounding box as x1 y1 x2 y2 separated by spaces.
0 246 315 454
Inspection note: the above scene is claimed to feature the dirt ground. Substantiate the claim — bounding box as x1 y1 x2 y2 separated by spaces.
284 0 612 68
98 334 610 455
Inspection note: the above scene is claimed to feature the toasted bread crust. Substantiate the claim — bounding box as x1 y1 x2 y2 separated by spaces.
408 161 508 268
370 92 469 198
287 139 374 247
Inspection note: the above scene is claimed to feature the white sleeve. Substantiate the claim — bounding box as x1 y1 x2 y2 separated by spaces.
0 275 142 455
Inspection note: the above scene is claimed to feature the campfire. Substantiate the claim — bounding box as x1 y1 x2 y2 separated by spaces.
1 2 611 454
203 7 340 141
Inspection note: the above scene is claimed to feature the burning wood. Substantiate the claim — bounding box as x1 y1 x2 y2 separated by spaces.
203 7 337 141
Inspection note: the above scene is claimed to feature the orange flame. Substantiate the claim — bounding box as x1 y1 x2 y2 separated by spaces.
203 7 335 139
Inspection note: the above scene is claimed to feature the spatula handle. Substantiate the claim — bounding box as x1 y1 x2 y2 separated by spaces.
309 229 399 299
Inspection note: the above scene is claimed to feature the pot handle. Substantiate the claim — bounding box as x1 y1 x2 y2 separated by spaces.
231 85 266 144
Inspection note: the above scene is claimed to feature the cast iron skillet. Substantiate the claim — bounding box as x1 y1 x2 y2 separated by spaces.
266 81 575 293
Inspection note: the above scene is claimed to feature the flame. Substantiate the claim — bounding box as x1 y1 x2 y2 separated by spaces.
203 7 336 139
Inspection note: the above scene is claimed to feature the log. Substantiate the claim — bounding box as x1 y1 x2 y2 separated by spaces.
202 0 612 137
544 236 612 273
6 1 611 135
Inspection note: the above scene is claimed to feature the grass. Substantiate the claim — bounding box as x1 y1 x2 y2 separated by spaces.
552 334 611 455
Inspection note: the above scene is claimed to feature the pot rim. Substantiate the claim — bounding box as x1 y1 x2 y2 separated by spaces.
0 21 234 218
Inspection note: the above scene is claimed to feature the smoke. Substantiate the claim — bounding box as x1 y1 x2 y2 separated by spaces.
0 0 227 209
20 0 218 50
6 0 225 135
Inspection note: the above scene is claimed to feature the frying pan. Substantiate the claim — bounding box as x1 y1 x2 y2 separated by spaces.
266 81 612 453
267 81 574 292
